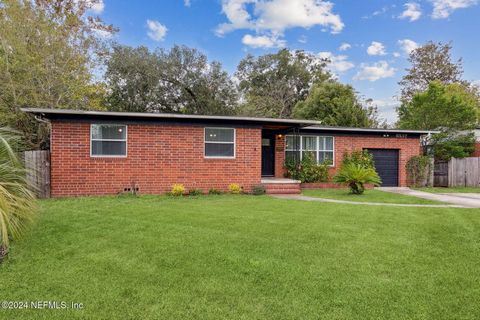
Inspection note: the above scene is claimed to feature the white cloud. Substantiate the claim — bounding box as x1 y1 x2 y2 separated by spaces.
473 80 480 88
429 0 478 19
242 34 286 48
77 0 104 14
146 20 168 41
184 0 191 6
398 39 419 55
367 41 387 56
393 52 401 57
216 0 344 46
399 2 422 21
318 51 355 74
367 98 400 123
354 61 396 81
298 35 308 43
90 0 104 14
339 42 351 51
93 29 114 39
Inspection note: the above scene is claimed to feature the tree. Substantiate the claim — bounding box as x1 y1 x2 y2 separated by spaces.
399 41 465 101
398 81 478 130
398 81 478 160
0 128 37 260
293 82 383 128
236 49 331 118
105 45 238 115
429 132 475 160
0 0 115 149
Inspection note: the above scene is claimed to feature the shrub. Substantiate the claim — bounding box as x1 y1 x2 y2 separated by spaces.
188 188 203 196
334 163 382 194
284 152 330 183
342 150 374 169
171 184 185 196
208 188 223 195
228 183 242 194
406 156 432 187
251 184 266 195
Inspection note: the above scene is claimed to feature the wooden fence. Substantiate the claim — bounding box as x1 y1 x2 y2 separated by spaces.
24 150 51 198
433 157 480 187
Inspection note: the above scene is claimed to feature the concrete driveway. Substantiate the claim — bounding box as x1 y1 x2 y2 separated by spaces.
378 187 480 209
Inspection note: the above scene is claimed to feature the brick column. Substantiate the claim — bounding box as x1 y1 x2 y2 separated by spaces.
274 134 286 178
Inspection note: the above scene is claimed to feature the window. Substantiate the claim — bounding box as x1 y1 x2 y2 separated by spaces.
285 135 334 165
91 124 127 157
286 135 300 161
204 128 235 158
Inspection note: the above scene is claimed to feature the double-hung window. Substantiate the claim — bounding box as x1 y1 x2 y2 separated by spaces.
91 124 127 157
204 127 235 158
285 135 334 165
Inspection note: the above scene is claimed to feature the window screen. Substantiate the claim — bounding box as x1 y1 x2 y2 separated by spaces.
91 124 127 157
204 128 235 158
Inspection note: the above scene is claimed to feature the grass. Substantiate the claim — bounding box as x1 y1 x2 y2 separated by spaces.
414 187 480 194
302 188 445 204
1 195 479 319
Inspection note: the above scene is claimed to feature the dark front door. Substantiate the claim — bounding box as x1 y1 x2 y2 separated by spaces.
366 149 399 187
261 136 275 176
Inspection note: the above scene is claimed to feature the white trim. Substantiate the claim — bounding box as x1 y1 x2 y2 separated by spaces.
204 127 236 159
90 124 128 158
285 134 335 167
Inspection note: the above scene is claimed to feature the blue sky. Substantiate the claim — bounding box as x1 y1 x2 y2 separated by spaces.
94 0 479 123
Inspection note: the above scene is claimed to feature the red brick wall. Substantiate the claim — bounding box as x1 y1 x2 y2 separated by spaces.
274 135 286 178
274 134 422 187
50 121 261 197
334 136 421 187
472 143 480 157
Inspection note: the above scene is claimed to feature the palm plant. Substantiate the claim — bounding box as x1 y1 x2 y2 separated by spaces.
334 163 382 195
0 128 37 260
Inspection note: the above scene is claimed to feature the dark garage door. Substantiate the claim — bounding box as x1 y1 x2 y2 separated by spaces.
365 149 399 187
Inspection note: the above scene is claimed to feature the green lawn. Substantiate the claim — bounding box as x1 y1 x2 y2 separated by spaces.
1 195 479 319
302 188 445 204
415 187 480 194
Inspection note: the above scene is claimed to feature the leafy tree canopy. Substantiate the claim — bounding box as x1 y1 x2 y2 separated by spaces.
235 49 331 118
0 0 115 149
104 44 238 115
293 82 384 128
397 81 478 130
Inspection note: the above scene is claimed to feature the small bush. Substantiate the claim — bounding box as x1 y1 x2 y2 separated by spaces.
188 188 203 196
284 152 330 183
228 183 242 194
252 184 266 195
171 184 185 196
334 163 381 194
208 188 223 195
406 156 432 187
342 150 374 169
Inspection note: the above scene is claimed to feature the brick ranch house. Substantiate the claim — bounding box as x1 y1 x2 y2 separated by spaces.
23 108 432 197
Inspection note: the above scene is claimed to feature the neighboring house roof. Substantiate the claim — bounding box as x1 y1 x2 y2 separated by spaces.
21 108 435 136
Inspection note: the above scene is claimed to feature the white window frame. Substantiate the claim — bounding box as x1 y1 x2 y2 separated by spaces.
90 124 128 158
204 127 236 159
285 135 335 166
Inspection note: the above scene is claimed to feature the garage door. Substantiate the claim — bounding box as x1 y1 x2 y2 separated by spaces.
365 149 399 187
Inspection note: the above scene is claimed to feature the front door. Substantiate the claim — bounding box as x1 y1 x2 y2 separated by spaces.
261 136 275 176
